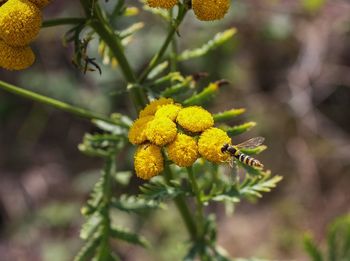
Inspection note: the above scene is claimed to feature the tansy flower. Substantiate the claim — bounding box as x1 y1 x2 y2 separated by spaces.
128 116 154 145
167 133 198 167
139 97 174 118
147 0 178 9
177 106 214 133
0 0 42 47
145 116 177 146
28 0 50 9
155 104 182 121
0 40 35 70
192 0 230 21
134 144 164 180
198 127 231 163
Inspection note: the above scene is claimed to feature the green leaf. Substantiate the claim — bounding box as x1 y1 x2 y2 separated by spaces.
80 212 103 240
81 177 104 216
110 226 150 248
177 28 237 61
303 233 324 261
112 171 132 186
213 108 246 122
327 215 350 261
74 236 101 261
240 145 267 155
239 173 283 199
161 76 194 98
147 61 169 80
183 82 220 106
139 178 188 202
119 22 144 39
110 195 160 212
221 122 257 137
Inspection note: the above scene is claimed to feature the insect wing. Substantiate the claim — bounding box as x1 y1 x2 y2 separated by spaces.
235 137 265 149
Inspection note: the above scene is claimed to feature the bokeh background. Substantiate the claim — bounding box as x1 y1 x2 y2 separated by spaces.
0 0 349 260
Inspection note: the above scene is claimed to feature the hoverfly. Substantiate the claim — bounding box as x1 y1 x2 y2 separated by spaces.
221 137 265 169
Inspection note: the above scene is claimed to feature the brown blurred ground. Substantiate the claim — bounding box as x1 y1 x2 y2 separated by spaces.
0 0 349 260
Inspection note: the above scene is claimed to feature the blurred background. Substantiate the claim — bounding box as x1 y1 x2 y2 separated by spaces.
0 0 349 260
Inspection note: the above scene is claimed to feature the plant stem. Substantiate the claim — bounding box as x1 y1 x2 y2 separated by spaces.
163 161 197 240
187 167 204 238
0 80 113 123
42 18 86 28
139 5 187 83
79 0 148 112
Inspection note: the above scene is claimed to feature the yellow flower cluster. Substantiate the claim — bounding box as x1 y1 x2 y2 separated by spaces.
0 0 50 70
146 0 230 21
129 98 232 180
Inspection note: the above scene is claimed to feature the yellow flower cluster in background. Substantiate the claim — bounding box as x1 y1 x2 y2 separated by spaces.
146 0 230 21
129 98 232 180
0 0 50 70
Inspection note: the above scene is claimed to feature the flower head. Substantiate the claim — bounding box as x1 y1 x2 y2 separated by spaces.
155 104 182 121
139 97 174 118
0 40 35 70
0 0 42 46
192 0 230 21
177 106 214 133
167 133 198 167
147 0 178 9
198 127 231 163
145 116 177 146
128 116 154 145
134 144 164 180
28 0 50 9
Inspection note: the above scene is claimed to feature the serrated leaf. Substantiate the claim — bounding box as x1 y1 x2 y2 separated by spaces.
139 179 187 202
183 82 219 106
80 212 103 240
110 195 160 212
147 61 169 80
213 108 246 122
177 28 237 61
119 22 144 39
112 171 132 186
74 236 101 261
161 76 194 97
110 226 150 248
222 122 257 137
239 174 282 199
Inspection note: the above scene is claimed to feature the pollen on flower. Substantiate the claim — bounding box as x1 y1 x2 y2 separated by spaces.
0 0 42 47
145 116 177 146
155 104 182 121
192 0 230 21
28 0 50 9
139 97 174 118
198 127 231 163
128 116 154 145
0 40 35 70
134 144 164 180
177 106 214 133
147 0 178 9
167 133 198 167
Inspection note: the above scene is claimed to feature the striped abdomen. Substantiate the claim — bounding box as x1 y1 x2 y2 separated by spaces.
226 146 264 169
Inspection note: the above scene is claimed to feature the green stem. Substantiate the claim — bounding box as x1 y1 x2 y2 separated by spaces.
97 155 115 259
42 18 86 28
0 80 113 123
187 167 204 238
163 161 197 240
169 9 178 72
80 0 148 112
139 5 187 83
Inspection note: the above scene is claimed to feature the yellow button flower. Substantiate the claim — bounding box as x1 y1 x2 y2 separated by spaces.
0 40 35 70
147 0 178 9
177 106 214 133
192 0 230 21
167 133 198 167
28 0 50 9
128 116 154 145
134 144 164 180
198 127 231 163
139 97 174 118
155 104 182 121
145 116 177 146
0 0 42 47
